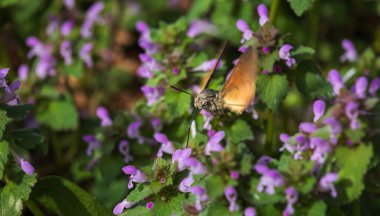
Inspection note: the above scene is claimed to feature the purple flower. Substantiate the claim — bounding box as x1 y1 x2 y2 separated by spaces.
26 37 56 79
283 187 298 216
354 76 368 99
96 106 112 127
136 21 149 33
224 186 239 212
191 186 208 211
245 207 256 216
345 101 360 130
154 133 175 157
187 20 216 38
137 66 154 78
313 100 325 122
236 19 253 43
18 64 29 81
79 43 93 67
179 174 194 192
299 122 317 134
183 157 207 174
279 44 295 67
60 40 73 65
113 199 135 215
310 137 331 164
205 130 225 155
118 140 133 163
200 109 213 130
81 2 104 38
230 170 239 180
127 119 144 144
61 20 75 36
262 47 270 54
257 4 269 26
18 158 35 175
146 202 154 210
192 59 223 72
327 69 344 95
140 85 165 106
323 117 342 144
150 117 162 132
318 172 339 197
340 39 358 63
172 148 192 171
122 165 147 189
255 157 284 195
369 78 380 96
46 16 59 36
64 0 75 10
83 135 101 156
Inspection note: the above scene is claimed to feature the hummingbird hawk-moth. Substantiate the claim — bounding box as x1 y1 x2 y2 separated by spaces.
171 42 259 146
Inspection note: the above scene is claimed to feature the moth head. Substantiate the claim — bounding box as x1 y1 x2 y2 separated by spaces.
194 89 218 109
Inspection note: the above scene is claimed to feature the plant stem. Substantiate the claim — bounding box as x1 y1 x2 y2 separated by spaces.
265 110 275 154
25 200 45 216
309 0 320 48
269 0 281 24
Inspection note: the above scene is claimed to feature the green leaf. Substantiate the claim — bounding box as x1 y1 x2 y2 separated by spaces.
0 0 18 7
167 68 187 86
188 0 214 20
39 86 60 99
257 74 289 111
335 144 373 203
249 178 284 205
295 63 332 100
30 176 110 216
291 46 315 60
10 128 44 149
0 140 9 178
36 100 78 131
240 153 252 175
225 119 253 144
206 175 225 200
62 60 83 77
0 104 32 120
151 194 185 216
1 171 37 216
344 128 365 143
121 205 151 216
127 179 173 202
163 90 191 121
307 200 327 216
289 0 313 17
261 52 278 73
0 109 9 139
201 202 241 216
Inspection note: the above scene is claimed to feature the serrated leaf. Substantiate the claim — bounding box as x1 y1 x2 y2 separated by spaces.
344 128 365 143
151 194 185 216
295 62 332 100
201 202 241 216
0 109 9 139
127 179 173 203
0 140 9 178
10 128 44 149
0 104 32 120
225 119 253 144
36 100 78 131
261 52 278 73
30 176 110 216
206 175 225 200
307 200 326 216
335 144 373 203
257 74 289 111
168 68 187 86
1 171 37 216
121 205 151 216
163 90 191 120
289 0 313 17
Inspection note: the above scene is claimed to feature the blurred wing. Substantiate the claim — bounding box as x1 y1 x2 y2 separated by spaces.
220 46 259 114
200 41 228 90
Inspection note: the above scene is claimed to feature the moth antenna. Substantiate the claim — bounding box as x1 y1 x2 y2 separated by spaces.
203 41 228 90
170 85 192 96
186 108 199 147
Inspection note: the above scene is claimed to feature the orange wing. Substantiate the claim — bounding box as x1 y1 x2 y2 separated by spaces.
220 46 259 114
